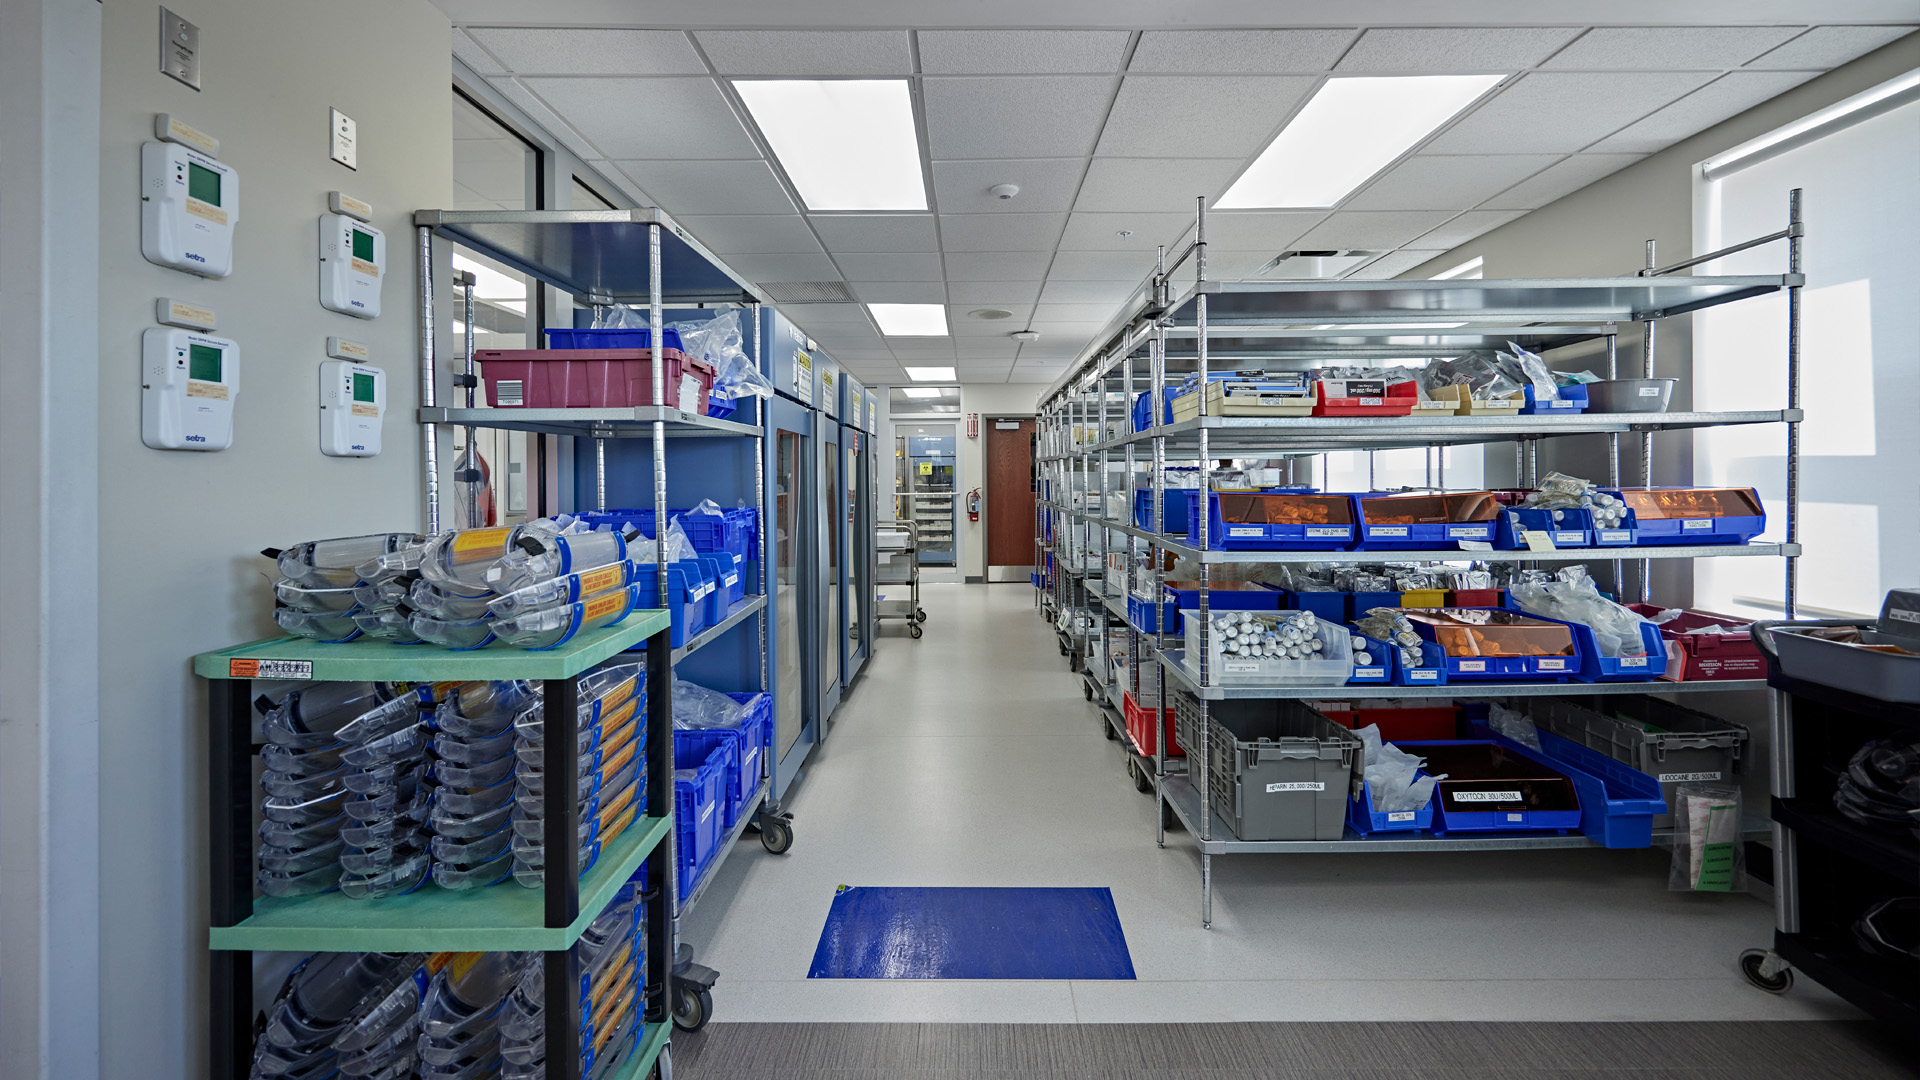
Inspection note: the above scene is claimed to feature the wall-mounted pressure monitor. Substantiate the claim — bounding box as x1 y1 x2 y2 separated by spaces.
320 214 384 318
141 141 237 277
143 327 237 450
320 360 385 457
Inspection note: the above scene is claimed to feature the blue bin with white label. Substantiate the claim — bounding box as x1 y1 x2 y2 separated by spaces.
1352 493 1500 551
1406 608 1582 682
1134 487 1199 534
1189 492 1356 550
1495 507 1595 549
1344 629 1393 685
1518 382 1588 415
1498 596 1669 682
1347 779 1437 835
1615 487 1764 546
1400 739 1585 834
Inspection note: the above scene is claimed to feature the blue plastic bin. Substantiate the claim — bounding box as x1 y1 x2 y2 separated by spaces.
705 393 738 421
1463 718 1667 848
673 743 729 900
1286 589 1347 623
544 327 685 351
1352 494 1499 550
1519 382 1588 415
580 508 759 566
1189 491 1357 550
1347 780 1436 835
1132 390 1173 432
707 551 745 606
1615 488 1765 546
1126 594 1174 634
1494 507 1595 550
1401 739 1585 834
631 563 702 646
686 556 726 627
1391 641 1450 687
1159 580 1282 634
1498 596 1669 682
1133 487 1198 534
1345 630 1393 685
1346 591 1403 622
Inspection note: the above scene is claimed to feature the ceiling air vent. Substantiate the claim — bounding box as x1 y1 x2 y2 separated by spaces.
761 281 856 303
1255 250 1382 280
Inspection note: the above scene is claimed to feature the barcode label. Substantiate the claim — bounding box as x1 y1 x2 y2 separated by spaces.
1638 385 1663 397
1621 656 1648 667
1454 790 1523 802
1458 660 1486 672
1538 658 1567 670
1451 526 1490 539
1229 527 1263 537
496 380 524 406
1222 660 1260 673
229 659 313 679
1372 526 1409 538
1599 530 1631 542
1555 531 1583 544
1659 771 1723 782
1410 670 1437 681
1354 667 1384 678
1266 781 1324 793
1306 527 1345 537
1683 518 1711 530
1387 811 1416 822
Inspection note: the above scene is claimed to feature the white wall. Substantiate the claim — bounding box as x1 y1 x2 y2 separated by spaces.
94 2 450 1076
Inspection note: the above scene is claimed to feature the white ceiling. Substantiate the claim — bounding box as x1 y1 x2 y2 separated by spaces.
447 18 1916 384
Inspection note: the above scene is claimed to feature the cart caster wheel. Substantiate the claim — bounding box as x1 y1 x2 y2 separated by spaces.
760 817 794 854
1130 759 1155 794
1104 716 1118 740
1739 949 1793 995
915 609 928 622
1083 682 1094 701
909 623 924 639
672 983 713 1031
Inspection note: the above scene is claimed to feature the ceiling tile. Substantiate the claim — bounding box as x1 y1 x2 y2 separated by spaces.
850 281 947 303
938 213 1068 252
1342 154 1561 212
1336 28 1583 72
1587 71 1819 153
613 160 797 215
1411 209 1527 249
453 29 505 74
888 339 958 357
1033 303 1122 323
676 215 822 255
1204 211 1327 251
1746 25 1917 69
1481 154 1645 211
930 159 1086 214
1046 249 1159 280
781 303 874 325
1293 211 1455 249
1038 279 1143 304
1543 27 1803 71
1094 76 1317 158
952 340 1021 360
485 78 597 162
1422 72 1717 154
918 30 1130 74
693 30 910 75
524 78 757 160
721 252 842 281
950 303 1035 331
832 252 945 281
1058 211 1195 251
808 214 938 252
1347 250 1450 279
945 277 1044 302
1072 157 1244 213
1024 320 1109 341
1204 250 1284 281
1129 30 1355 73
923 77 1116 159
466 29 707 75
943 252 1054 282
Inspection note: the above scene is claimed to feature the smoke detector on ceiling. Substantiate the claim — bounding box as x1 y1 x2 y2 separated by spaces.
988 183 1020 200
1255 250 1382 280
968 308 1014 321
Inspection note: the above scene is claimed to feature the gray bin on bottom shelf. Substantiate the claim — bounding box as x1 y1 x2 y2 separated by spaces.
1526 696 1748 827
1173 692 1361 841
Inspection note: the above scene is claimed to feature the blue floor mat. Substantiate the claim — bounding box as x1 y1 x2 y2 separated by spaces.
807 886 1136 980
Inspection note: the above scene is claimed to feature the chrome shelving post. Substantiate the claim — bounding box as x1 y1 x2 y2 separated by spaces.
1639 239 1658 604
416 225 441 532
1193 195 1214 930
1150 249 1170 850
1783 189 1803 619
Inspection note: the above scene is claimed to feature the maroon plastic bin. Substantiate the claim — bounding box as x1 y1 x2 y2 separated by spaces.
477 348 717 412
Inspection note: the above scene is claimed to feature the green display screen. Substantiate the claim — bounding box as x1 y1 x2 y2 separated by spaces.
189 343 222 382
188 161 221 206
352 372 376 403
351 227 374 262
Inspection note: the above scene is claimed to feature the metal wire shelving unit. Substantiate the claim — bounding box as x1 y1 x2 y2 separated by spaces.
412 207 789 1034
1034 193 1807 928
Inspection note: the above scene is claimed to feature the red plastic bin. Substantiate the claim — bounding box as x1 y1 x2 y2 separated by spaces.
1313 376 1417 416
1314 703 1459 743
1123 691 1182 757
1625 603 1766 681
477 348 717 412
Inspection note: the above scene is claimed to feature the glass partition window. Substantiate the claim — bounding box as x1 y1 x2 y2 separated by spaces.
888 385 961 417
896 423 956 565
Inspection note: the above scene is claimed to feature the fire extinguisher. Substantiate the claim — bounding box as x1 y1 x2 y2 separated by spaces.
967 488 981 522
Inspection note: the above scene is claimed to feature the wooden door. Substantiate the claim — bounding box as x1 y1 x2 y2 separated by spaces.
985 418 1037 576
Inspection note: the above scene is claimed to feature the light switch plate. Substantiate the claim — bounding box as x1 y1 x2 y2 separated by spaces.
329 108 357 170
160 7 200 91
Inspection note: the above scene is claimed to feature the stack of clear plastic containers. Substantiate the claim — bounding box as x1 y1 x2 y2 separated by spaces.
418 950 530 1080
430 680 541 890
498 878 646 1079
251 951 426 1080
335 689 435 900
268 533 427 643
258 682 412 898
510 664 647 887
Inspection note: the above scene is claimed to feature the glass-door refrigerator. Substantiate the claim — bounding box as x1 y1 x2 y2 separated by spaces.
899 431 956 565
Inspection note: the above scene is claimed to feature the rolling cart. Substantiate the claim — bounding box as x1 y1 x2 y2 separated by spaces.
877 520 925 639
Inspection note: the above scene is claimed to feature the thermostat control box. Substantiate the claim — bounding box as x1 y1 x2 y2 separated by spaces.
320 360 385 457
319 213 385 319
143 327 237 450
141 141 238 277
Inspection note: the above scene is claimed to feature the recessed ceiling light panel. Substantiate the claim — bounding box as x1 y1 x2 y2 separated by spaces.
868 304 949 337
734 79 928 211
903 366 956 381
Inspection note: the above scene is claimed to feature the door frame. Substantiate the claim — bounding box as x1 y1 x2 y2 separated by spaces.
982 413 1037 582
766 396 816 800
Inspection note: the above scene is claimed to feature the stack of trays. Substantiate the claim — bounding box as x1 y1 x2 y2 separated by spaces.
429 681 540 891
498 877 646 1078
510 664 648 888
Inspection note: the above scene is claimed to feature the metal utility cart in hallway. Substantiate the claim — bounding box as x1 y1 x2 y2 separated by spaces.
1034 194 1807 929
877 519 925 638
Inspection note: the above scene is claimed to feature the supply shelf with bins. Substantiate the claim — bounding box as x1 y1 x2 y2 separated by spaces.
1032 194 1809 928
197 616 676 1080
412 207 790 1033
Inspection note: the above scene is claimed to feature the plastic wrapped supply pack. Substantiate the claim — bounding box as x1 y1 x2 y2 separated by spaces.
1502 341 1560 405
674 677 751 729
486 526 634 595
1354 607 1434 673
1423 352 1523 402
1669 783 1746 892
1508 574 1653 658
1485 701 1544 751
591 303 775 403
1353 724 1444 814
252 951 426 1080
509 664 646 888
1518 471 1630 530
430 681 540 890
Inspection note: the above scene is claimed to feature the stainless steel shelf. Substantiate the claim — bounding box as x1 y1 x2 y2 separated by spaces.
1147 540 1799 565
418 406 761 439
416 208 764 305
669 594 767 665
1091 410 1797 456
1153 647 1767 701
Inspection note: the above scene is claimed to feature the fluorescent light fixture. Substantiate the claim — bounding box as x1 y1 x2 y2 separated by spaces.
1218 75 1505 209
868 303 949 337
1702 67 1920 180
903 367 956 381
733 80 928 211
1430 256 1484 280
901 387 944 398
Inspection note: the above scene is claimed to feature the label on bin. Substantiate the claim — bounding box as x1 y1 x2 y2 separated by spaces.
1371 526 1409 538
1621 656 1648 667
1222 660 1261 673
1457 660 1487 672
1683 518 1711 530
1638 385 1663 397
1409 670 1438 681
229 658 313 679
1266 781 1324 793
1229 527 1263 537
1354 667 1384 678
1553 531 1583 544
1537 658 1567 671
1449 526 1490 539
1306 527 1345 538
1658 770 1723 782
1454 790 1523 802
678 373 700 414
1345 380 1385 397
1387 811 1416 822
1599 530 1632 543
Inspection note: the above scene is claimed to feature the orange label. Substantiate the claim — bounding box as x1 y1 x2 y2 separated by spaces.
187 380 229 400
599 705 638 757
589 944 633 1004
576 564 625 597
424 952 457 974
598 737 637 782
451 527 512 555
597 795 636 839
590 958 635 1028
591 675 637 718
581 589 629 624
445 952 485 980
593 987 637 1055
351 402 378 417
186 199 228 225
228 659 259 678
351 257 380 277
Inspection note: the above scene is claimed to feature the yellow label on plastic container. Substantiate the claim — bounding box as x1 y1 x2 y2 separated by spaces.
576 564 626 597
581 589 628 623
451 527 512 555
